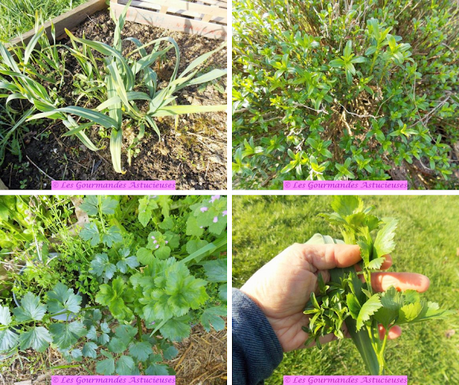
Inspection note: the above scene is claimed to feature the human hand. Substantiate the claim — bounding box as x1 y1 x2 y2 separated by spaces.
240 243 430 352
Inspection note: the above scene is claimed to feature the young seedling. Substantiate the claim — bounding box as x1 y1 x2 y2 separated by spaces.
303 196 454 375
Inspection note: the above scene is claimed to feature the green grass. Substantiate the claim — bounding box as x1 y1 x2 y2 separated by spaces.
0 0 87 43
233 195 459 384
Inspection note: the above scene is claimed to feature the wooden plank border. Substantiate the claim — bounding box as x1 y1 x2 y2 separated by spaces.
7 0 107 47
111 1 227 40
118 0 228 21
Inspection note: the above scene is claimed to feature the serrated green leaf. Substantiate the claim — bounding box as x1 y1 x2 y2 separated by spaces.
0 306 12 326
79 196 99 215
145 364 170 375
129 341 152 361
155 246 171 259
116 355 135 375
100 197 119 215
86 326 98 340
115 324 137 345
46 282 82 315
200 306 227 332
160 316 191 342
163 345 179 360
373 218 398 258
82 342 98 358
201 259 226 282
186 216 204 237
49 321 86 349
219 283 227 302
13 293 47 322
399 302 423 323
137 248 154 266
166 274 208 316
356 294 382 331
103 225 123 247
0 329 19 351
96 357 115 375
331 196 363 217
19 326 52 352
90 253 117 279
80 223 100 246
71 349 83 360
108 337 129 354
366 257 386 270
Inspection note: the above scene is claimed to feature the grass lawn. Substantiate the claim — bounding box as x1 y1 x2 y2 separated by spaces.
233 195 459 384
0 0 87 43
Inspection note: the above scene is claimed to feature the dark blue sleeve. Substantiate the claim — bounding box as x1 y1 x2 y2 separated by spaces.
232 288 284 385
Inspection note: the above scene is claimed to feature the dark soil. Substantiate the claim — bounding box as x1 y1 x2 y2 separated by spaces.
0 10 227 190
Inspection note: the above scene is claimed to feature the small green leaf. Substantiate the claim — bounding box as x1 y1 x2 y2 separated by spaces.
103 225 123 247
100 196 119 215
356 294 382 331
82 342 98 358
108 337 129 354
137 248 154 266
13 293 47 322
80 223 100 246
96 357 115 375
201 259 226 282
0 329 19 352
366 257 386 270
130 341 152 361
46 282 82 315
90 253 117 279
155 246 171 259
200 306 227 332
347 293 362 319
79 196 99 215
373 218 398 258
160 316 191 342
116 355 135 375
0 306 12 326
49 321 86 349
19 326 52 352
163 345 179 360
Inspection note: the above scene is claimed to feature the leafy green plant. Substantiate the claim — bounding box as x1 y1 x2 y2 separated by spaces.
0 2 227 172
28 2 227 173
0 195 227 375
303 196 454 375
233 0 459 189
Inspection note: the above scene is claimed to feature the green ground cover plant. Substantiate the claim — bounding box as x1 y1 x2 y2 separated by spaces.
0 2 227 173
233 195 459 384
232 0 459 189
0 195 227 375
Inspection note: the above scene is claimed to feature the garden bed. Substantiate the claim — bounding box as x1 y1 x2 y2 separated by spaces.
0 195 228 381
0 7 227 190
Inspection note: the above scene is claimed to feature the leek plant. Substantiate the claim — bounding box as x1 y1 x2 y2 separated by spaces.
29 2 227 173
0 1 227 173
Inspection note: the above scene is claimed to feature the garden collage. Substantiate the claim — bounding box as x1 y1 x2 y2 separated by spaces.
0 0 458 384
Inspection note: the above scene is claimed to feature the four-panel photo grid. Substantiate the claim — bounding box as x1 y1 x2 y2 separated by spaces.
0 0 458 384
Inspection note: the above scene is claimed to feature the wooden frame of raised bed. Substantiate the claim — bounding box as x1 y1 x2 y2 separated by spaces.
110 0 227 40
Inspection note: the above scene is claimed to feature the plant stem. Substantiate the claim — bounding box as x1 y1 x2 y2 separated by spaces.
136 315 142 341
